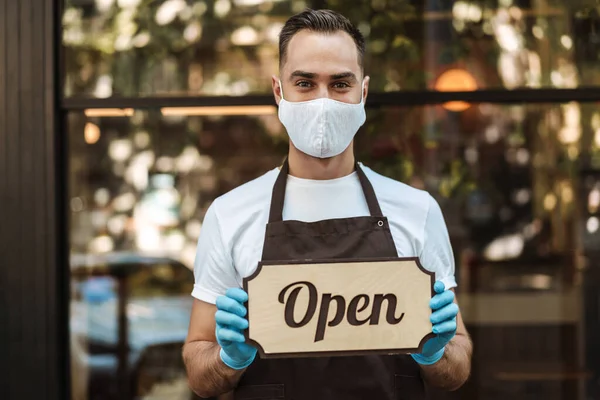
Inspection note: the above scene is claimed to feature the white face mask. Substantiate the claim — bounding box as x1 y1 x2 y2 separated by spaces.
277 80 366 158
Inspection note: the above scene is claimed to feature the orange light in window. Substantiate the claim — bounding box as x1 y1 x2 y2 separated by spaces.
161 105 277 116
84 122 101 144
84 108 135 117
434 68 478 112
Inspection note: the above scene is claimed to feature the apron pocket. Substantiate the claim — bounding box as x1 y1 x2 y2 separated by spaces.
394 374 425 400
234 384 285 400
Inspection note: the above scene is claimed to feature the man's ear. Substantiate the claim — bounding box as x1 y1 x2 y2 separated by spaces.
272 75 282 105
362 75 370 103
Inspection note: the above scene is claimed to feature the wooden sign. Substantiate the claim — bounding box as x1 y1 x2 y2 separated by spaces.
242 257 435 359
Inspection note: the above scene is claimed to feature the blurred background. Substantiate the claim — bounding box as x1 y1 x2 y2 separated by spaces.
8 0 600 399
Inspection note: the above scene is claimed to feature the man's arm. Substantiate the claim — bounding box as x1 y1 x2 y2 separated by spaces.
414 194 472 390
182 299 246 398
419 291 472 391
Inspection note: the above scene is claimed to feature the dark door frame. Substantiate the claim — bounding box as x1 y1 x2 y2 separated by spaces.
0 0 70 400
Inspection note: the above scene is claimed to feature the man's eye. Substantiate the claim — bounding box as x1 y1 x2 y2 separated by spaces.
296 81 311 87
333 82 350 89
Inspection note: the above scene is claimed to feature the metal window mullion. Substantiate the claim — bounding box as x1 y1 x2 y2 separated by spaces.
61 87 600 110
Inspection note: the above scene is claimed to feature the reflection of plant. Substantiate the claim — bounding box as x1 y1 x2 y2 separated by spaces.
63 0 432 96
325 0 422 89
355 105 478 200
63 0 293 96
438 159 476 198
69 109 288 266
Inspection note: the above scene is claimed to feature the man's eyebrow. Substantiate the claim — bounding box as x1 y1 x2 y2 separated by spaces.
289 71 358 81
330 72 357 81
290 70 317 79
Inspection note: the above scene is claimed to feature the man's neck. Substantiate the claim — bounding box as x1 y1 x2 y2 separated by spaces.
287 145 355 180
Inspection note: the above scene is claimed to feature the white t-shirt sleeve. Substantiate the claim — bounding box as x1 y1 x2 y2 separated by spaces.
419 194 457 290
191 201 239 304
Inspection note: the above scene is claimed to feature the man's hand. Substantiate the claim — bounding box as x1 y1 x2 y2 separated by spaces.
215 288 257 370
411 281 458 365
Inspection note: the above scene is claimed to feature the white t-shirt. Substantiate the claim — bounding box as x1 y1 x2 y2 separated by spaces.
192 164 457 304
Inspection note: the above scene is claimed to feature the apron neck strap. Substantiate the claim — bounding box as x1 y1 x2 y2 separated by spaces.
268 158 384 223
355 160 385 218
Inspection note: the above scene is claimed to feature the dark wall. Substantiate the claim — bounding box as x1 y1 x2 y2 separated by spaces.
0 0 67 399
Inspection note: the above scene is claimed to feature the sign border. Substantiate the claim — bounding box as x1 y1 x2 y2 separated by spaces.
242 256 436 359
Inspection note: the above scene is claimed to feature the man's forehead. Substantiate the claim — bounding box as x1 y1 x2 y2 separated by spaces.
283 30 361 74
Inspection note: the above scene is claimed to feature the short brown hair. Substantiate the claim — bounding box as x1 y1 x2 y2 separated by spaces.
279 9 366 70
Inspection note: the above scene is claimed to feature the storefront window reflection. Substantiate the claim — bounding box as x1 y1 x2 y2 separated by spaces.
69 109 289 400
355 102 593 399
68 102 596 294
357 102 599 292
68 109 288 266
63 0 600 97
68 101 597 398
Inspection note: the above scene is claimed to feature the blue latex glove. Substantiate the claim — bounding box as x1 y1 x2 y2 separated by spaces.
215 288 257 370
411 281 458 365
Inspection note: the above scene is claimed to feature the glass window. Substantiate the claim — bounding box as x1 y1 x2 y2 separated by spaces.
63 0 600 98
68 101 598 398
68 109 288 400
355 102 597 293
62 0 307 98
328 0 600 91
354 102 594 399
70 256 195 400
68 108 288 260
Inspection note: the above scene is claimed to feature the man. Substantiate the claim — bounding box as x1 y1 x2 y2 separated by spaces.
183 8 472 399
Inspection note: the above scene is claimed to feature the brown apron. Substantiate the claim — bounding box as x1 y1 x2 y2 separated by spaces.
234 159 428 400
